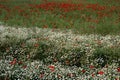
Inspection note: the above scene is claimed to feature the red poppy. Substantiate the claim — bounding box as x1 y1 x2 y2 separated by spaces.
81 69 86 73
48 65 55 72
117 67 120 72
115 78 119 80
34 43 39 47
22 65 27 69
9 58 17 65
89 65 95 69
39 73 44 78
98 71 104 75
92 73 95 77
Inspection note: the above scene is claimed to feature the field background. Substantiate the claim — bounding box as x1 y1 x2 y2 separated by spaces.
0 0 120 79
0 0 120 35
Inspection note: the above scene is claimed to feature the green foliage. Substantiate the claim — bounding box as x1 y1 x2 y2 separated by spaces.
32 42 52 61
63 48 88 67
91 47 120 67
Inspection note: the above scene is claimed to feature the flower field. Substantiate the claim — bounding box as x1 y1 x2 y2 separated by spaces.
0 0 120 34
0 0 120 80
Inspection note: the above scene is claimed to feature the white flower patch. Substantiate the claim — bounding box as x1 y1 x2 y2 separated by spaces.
0 25 120 52
0 25 120 79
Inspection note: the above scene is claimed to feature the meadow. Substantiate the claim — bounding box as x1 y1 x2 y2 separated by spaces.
0 0 120 80
0 0 120 34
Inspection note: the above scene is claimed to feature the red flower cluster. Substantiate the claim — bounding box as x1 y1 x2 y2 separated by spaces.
39 73 44 78
117 67 120 72
22 65 27 69
48 65 55 72
0 1 119 22
98 71 104 75
34 43 39 47
81 69 86 73
86 4 106 11
89 65 95 69
9 58 17 65
27 2 117 13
